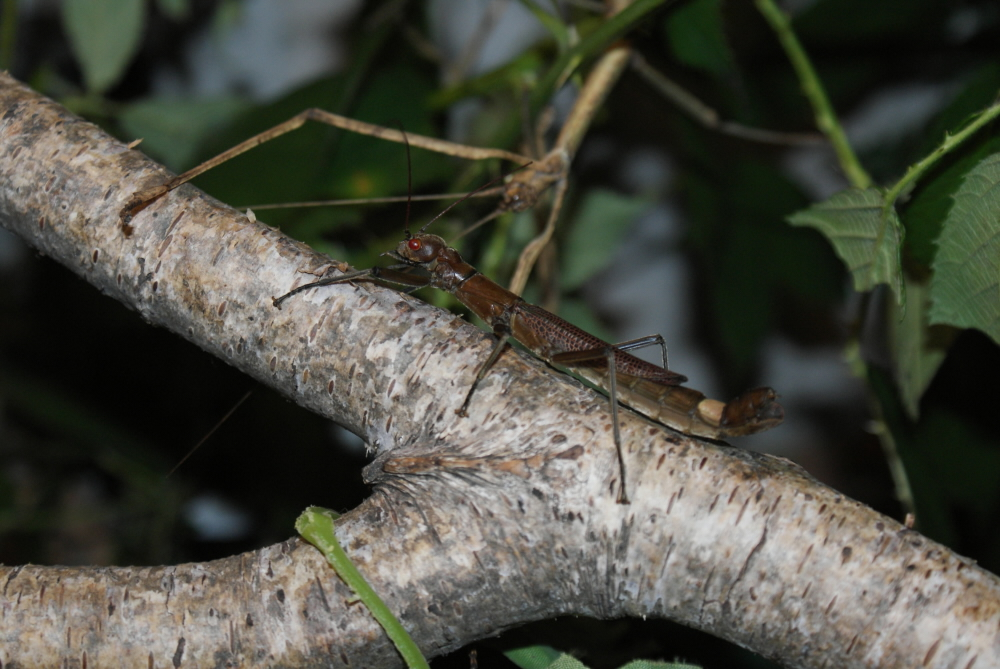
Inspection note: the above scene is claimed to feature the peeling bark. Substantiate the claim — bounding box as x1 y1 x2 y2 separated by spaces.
0 73 998 669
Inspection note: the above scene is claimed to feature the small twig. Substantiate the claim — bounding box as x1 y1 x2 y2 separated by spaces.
630 52 824 146
508 177 569 296
505 20 635 294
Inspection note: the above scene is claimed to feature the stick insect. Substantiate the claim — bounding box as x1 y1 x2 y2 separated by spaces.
272 162 784 504
118 99 781 504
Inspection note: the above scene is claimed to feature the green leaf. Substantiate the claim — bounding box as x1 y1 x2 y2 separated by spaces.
904 138 1000 268
929 151 1000 346
62 0 145 94
505 646 580 669
429 51 544 110
504 647 701 669
665 0 733 77
619 661 702 669
548 655 590 669
889 276 950 419
561 190 649 291
787 187 904 303
155 0 189 20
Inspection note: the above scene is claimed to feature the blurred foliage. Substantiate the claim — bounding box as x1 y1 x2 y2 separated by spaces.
506 643 702 669
62 0 145 94
2 0 1000 667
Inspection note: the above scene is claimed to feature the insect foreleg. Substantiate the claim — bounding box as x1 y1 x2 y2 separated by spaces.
272 264 422 308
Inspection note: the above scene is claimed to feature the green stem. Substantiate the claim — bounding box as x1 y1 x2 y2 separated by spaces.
882 100 1000 217
530 0 672 115
296 507 431 669
755 0 871 189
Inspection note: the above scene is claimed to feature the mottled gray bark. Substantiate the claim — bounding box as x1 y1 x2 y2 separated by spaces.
0 73 997 669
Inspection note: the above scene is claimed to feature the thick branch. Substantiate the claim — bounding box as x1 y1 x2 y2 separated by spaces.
1 74 998 669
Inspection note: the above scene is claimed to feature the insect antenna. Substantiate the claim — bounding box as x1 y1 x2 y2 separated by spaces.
167 389 253 477
418 162 533 235
402 127 414 239
396 124 531 240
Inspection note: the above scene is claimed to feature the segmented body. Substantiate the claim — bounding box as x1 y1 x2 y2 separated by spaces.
401 234 783 440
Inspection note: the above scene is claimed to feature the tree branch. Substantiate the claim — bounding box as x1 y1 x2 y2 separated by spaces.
1 73 997 669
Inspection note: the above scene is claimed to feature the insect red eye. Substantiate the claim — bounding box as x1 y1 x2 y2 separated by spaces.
408 239 422 251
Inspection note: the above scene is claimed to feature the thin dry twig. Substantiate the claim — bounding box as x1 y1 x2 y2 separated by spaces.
630 52 825 146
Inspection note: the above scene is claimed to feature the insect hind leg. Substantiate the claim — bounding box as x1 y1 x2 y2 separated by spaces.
608 334 669 369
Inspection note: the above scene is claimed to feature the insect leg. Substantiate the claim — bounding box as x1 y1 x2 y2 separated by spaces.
272 264 425 308
605 346 630 504
610 334 669 369
457 323 512 417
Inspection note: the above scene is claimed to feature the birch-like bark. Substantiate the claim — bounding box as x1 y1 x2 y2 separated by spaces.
0 73 997 669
